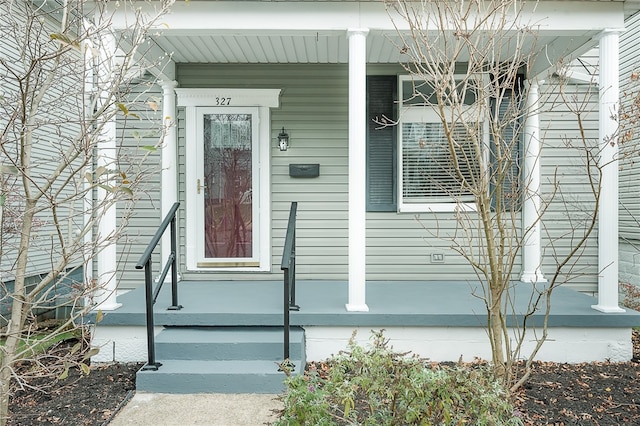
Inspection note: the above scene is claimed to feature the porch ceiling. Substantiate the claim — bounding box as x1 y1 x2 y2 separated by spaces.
116 0 631 80
152 32 564 65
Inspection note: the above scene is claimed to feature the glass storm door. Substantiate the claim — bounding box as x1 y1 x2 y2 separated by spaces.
197 108 259 267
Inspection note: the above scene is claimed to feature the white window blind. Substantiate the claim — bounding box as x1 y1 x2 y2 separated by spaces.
398 75 484 212
401 121 478 204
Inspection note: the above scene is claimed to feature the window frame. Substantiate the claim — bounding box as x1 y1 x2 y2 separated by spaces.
397 75 487 213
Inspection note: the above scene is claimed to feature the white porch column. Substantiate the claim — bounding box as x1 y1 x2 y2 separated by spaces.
521 80 546 283
160 80 179 275
346 28 369 312
83 38 94 303
95 131 120 310
592 29 625 313
94 33 121 310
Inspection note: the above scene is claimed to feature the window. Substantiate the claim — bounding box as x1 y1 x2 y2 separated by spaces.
398 75 484 212
366 75 521 213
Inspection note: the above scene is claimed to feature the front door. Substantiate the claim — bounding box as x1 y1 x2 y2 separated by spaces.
192 107 261 268
200 109 257 264
179 88 279 272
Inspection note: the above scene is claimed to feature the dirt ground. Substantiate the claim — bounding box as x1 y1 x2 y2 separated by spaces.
8 360 140 425
6 332 640 425
514 360 640 425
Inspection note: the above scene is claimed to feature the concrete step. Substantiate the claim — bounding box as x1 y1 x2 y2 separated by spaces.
137 326 306 394
155 326 305 361
136 359 301 394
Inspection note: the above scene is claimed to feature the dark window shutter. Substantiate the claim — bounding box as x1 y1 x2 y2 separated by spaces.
367 76 397 212
490 86 523 212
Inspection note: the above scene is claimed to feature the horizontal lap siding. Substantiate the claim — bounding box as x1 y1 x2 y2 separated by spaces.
177 108 188 278
539 82 599 292
620 12 640 242
366 65 516 281
171 64 599 288
177 64 483 281
0 6 85 280
177 64 349 280
116 76 163 288
366 212 480 280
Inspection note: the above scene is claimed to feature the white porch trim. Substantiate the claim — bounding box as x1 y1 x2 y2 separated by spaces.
176 89 280 108
304 326 632 364
113 1 624 34
593 29 625 313
160 80 179 278
521 80 546 283
346 28 369 312
83 38 94 307
95 33 121 311
92 324 633 364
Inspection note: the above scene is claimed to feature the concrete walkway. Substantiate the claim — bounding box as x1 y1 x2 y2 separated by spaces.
108 392 283 425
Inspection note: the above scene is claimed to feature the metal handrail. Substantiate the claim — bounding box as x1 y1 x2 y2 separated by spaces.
135 201 182 371
281 201 300 364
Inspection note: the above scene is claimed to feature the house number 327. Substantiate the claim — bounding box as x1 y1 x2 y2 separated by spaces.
215 97 231 105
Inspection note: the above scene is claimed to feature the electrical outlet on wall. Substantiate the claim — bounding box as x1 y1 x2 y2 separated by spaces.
431 253 445 263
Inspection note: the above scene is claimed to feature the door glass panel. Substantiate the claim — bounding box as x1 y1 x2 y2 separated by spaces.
203 113 252 258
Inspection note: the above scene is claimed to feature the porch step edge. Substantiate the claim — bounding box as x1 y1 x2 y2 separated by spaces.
136 359 301 394
154 326 305 361
156 326 304 343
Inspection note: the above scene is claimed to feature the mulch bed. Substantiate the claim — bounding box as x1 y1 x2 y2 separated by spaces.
6 336 141 426
8 362 140 426
6 331 640 425
514 361 640 425
511 330 640 426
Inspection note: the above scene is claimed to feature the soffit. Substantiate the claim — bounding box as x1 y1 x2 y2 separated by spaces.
152 32 562 64
128 0 630 78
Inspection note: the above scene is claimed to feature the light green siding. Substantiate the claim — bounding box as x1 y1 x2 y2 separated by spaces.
620 12 640 241
177 64 350 280
539 81 600 292
619 11 640 286
116 76 163 288
176 64 484 281
0 4 84 281
112 64 602 291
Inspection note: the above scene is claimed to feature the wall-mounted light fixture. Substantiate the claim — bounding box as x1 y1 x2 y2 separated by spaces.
278 127 290 151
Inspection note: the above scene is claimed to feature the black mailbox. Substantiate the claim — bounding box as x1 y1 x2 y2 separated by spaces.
289 163 320 178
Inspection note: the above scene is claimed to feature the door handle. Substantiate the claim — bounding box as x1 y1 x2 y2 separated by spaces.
197 179 207 194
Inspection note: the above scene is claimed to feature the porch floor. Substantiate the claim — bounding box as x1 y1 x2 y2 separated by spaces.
99 280 640 328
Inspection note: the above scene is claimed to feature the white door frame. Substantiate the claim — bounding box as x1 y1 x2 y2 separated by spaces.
176 88 280 272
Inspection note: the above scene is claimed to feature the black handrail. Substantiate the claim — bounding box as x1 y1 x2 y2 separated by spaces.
135 201 182 371
281 202 300 365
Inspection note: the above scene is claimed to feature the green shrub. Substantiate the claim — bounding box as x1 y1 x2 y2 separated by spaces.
275 330 523 426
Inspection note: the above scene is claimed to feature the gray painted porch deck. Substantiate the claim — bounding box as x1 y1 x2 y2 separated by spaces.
100 280 640 328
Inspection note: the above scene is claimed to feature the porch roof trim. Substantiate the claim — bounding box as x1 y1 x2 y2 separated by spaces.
112 1 631 81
